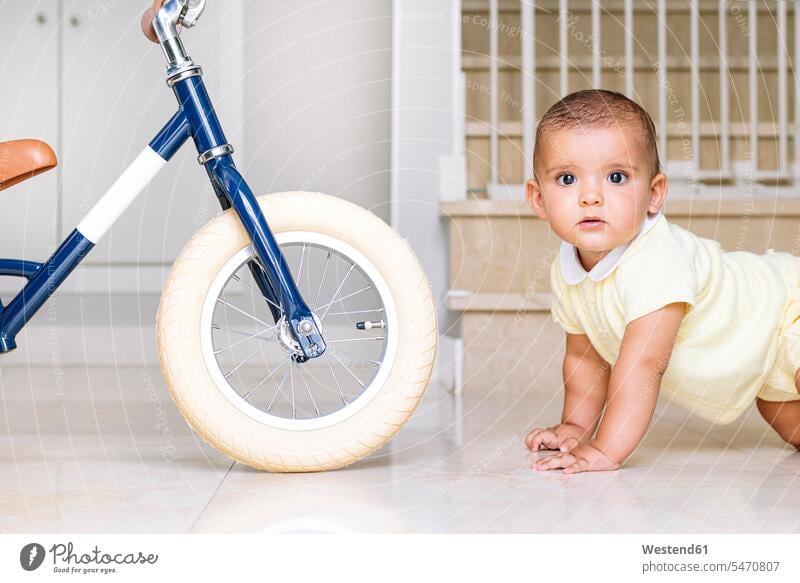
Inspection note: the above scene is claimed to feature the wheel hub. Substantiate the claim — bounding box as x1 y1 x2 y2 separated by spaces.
276 313 323 355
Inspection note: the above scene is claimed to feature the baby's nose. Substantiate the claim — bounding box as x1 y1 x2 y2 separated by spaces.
579 189 603 204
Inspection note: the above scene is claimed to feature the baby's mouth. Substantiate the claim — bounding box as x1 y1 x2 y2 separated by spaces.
578 217 606 226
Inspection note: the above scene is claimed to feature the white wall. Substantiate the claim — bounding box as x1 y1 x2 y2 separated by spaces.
240 0 393 222
392 0 463 385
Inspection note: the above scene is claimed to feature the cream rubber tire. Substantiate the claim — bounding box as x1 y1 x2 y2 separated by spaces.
156 191 438 472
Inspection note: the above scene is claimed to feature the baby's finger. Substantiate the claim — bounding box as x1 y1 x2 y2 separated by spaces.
533 452 574 471
531 429 556 451
534 453 569 471
563 457 590 474
530 451 557 469
525 429 543 450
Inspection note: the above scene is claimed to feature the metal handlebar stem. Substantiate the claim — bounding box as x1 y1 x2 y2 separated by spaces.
152 0 206 74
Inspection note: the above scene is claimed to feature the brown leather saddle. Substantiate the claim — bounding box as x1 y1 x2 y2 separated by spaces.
0 140 58 192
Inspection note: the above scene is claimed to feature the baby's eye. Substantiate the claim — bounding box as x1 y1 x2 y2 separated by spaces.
608 171 628 184
556 173 576 186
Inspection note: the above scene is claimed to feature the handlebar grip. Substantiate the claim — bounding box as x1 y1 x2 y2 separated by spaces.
141 0 168 43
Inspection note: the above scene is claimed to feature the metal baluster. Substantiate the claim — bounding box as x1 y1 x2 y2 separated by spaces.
795 0 800 181
719 0 730 178
748 0 759 178
777 0 789 176
521 0 536 176
625 0 633 97
658 0 668 170
560 0 568 97
691 0 700 181
591 0 601 88
490 0 499 185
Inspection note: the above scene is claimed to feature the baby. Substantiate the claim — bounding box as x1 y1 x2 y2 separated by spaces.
523 89 800 474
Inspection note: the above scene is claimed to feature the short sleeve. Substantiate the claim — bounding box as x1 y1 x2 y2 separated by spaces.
615 225 697 326
549 260 585 334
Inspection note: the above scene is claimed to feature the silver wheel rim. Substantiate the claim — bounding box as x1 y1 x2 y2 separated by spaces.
200 231 399 431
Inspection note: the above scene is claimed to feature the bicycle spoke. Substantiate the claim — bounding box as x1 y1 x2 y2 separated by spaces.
217 297 274 329
213 324 278 354
323 348 350 406
326 336 385 344
242 358 289 400
266 364 293 413
305 245 313 300
232 273 284 314
329 347 382 366
290 360 296 419
318 264 355 318
213 323 279 345
317 284 373 318
224 342 265 379
327 349 366 388
324 308 384 317
297 244 307 286
296 364 320 417
298 359 342 398
313 250 332 308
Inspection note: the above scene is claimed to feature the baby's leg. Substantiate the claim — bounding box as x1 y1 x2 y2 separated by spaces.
756 397 800 450
753 368 800 449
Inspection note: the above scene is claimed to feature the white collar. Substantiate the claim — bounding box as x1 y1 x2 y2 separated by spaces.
559 211 663 285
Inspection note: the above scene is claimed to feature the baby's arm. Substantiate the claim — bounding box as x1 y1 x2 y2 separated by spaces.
533 301 687 473
526 333 609 451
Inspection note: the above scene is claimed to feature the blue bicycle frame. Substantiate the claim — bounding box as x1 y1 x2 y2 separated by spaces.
0 39 325 361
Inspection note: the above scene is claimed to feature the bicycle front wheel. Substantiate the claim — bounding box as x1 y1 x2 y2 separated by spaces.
156 191 438 472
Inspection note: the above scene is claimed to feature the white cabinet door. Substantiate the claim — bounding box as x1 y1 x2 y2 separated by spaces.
0 2 59 260
60 0 233 265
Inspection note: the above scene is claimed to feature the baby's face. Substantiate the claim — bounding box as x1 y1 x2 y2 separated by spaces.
525 125 667 268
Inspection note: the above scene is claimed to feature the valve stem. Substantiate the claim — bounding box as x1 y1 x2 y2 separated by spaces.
356 320 386 330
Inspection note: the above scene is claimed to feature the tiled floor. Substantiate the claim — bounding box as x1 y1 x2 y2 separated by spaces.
1 365 800 533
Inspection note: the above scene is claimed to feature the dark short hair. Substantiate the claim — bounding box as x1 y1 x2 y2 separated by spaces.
532 89 661 180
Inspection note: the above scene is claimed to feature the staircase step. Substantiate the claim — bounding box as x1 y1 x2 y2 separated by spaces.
442 196 800 296
442 196 800 217
458 310 564 393
447 290 551 312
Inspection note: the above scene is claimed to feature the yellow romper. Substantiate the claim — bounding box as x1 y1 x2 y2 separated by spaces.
549 211 800 425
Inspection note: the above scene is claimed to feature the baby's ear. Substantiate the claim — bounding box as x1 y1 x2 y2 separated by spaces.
526 179 547 219
648 172 668 213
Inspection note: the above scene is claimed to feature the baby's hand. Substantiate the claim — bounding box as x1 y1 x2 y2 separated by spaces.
532 441 621 474
525 423 587 452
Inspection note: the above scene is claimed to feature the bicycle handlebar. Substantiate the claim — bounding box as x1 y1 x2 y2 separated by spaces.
141 1 166 43
141 0 206 45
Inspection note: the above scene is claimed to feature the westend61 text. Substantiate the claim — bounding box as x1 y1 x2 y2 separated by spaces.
642 544 708 555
